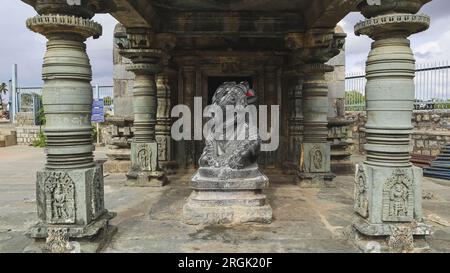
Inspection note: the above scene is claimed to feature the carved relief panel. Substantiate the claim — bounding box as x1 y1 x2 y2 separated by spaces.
382 169 414 222
132 142 158 172
354 164 369 218
156 136 168 161
44 172 76 224
90 168 104 220
302 143 330 173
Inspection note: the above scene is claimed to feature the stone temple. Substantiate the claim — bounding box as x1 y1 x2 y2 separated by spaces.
19 0 435 252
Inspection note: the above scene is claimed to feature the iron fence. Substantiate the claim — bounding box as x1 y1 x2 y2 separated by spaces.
345 61 450 111
16 85 114 109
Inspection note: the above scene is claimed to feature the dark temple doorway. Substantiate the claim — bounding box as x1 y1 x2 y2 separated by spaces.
207 76 253 104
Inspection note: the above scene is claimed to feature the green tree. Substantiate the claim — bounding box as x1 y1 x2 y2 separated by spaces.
345 90 365 111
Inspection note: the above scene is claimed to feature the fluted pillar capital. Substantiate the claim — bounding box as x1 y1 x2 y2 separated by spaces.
355 0 430 40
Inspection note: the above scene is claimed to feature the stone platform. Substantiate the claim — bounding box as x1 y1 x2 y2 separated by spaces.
2 146 450 253
183 166 272 225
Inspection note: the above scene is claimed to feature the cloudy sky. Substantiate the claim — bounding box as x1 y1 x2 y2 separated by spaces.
1 0 449 86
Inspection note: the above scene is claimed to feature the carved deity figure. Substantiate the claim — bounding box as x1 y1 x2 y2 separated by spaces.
390 183 408 217
138 147 151 170
52 183 69 219
382 169 413 222
355 171 369 218
45 172 75 223
311 146 323 170
198 82 260 170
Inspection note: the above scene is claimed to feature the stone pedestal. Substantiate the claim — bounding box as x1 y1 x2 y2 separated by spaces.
126 142 167 186
103 117 134 173
183 165 272 225
351 164 431 252
298 142 335 187
328 117 354 175
27 164 117 252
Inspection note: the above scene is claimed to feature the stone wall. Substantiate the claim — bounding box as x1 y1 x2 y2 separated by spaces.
412 110 450 156
15 112 36 127
16 126 40 145
347 110 450 156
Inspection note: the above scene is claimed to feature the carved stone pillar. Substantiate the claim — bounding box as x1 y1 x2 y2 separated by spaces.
116 28 168 187
285 30 345 188
351 0 431 252
24 1 115 252
299 64 335 187
182 66 196 168
156 34 178 174
283 69 303 171
261 65 278 168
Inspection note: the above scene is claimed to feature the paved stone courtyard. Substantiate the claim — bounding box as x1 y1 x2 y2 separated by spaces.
1 145 450 253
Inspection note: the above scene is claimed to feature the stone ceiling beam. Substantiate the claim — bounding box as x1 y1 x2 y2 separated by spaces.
304 0 360 29
110 0 157 28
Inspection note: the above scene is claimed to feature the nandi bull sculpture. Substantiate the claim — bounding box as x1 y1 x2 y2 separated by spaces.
183 82 272 225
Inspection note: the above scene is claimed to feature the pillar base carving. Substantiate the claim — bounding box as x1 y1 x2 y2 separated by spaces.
26 163 116 252
350 163 431 252
126 142 168 187
25 214 117 253
297 143 335 187
350 221 431 253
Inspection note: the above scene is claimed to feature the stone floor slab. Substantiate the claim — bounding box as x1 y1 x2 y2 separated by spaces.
0 146 450 253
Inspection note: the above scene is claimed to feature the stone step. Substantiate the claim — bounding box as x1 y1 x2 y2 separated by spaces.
423 169 450 180
0 131 17 147
425 144 450 180
430 162 450 168
0 129 16 136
